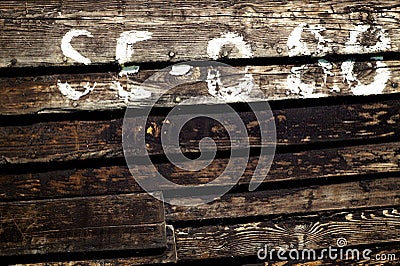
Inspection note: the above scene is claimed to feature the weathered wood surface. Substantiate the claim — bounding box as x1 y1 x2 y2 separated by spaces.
165 176 400 221
0 1 400 67
12 225 178 266
1 1 400 264
1 141 399 200
175 208 400 260
1 100 399 164
0 192 166 256
1 61 399 115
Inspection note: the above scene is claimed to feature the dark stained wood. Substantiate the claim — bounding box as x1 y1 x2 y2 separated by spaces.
0 1 400 67
2 224 166 256
1 100 399 164
1 62 400 115
0 192 166 256
165 176 400 221
15 225 178 266
175 208 400 260
1 141 399 200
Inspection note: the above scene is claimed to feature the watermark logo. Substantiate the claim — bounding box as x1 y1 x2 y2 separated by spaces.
257 238 397 262
336 237 347 248
122 61 276 206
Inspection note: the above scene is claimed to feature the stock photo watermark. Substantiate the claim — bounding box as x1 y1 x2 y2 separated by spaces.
257 238 397 262
122 61 277 206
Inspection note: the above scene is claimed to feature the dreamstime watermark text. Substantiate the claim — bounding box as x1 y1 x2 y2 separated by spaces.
257 238 397 262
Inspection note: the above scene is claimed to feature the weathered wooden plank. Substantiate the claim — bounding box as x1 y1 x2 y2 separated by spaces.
165 176 400 221
0 0 398 20
12 225 178 266
2 224 166 256
0 100 399 164
175 207 400 260
1 62 400 115
0 192 166 256
1 141 399 200
0 1 400 67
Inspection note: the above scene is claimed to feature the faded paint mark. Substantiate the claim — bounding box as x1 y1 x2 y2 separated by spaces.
57 80 96 100
110 81 151 103
345 25 391 54
286 60 332 98
61 29 93 65
169 64 192 76
287 23 332 57
116 31 153 64
119 65 140 77
206 66 254 100
207 32 253 60
341 59 390 96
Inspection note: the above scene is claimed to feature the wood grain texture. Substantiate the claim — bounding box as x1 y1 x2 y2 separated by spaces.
1 62 400 115
13 225 178 266
1 1 399 263
175 208 400 260
1 141 399 200
1 100 399 164
0 1 400 67
0 192 166 256
165 176 400 221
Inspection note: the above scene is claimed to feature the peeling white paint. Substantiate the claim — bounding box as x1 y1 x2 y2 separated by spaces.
169 64 192 76
287 23 310 57
287 23 332 57
287 65 314 96
110 81 151 103
207 32 253 60
318 59 335 83
61 29 93 65
345 213 354 221
57 80 96 100
206 67 254 100
341 59 390 96
116 31 153 64
119 65 140 77
344 25 391 54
